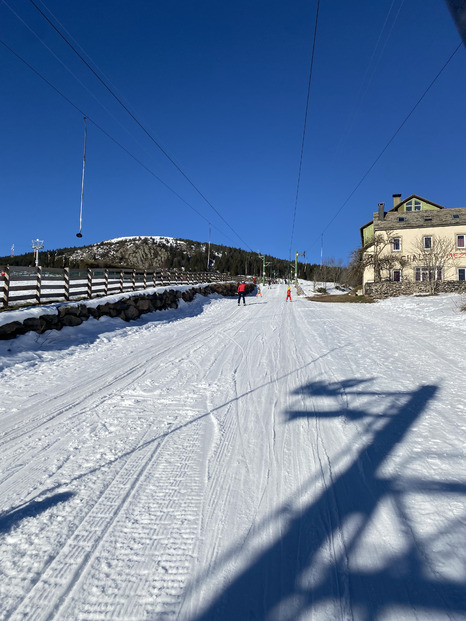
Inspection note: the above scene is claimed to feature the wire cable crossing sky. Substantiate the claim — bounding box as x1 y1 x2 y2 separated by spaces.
24 0 254 252
1 1 465 263
0 36 239 248
288 0 320 261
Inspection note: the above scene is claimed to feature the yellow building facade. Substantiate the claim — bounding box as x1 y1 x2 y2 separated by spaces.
360 194 466 296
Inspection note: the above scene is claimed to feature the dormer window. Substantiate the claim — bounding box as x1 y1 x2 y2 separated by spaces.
406 200 421 211
398 217 405 222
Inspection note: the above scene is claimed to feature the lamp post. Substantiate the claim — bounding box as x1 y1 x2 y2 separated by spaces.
32 239 44 267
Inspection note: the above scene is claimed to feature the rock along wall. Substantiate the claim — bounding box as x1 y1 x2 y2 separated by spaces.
0 282 254 341
364 280 466 299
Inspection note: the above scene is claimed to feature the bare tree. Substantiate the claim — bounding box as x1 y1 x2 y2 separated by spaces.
314 260 333 292
362 231 407 282
411 234 458 294
332 258 344 286
346 247 364 288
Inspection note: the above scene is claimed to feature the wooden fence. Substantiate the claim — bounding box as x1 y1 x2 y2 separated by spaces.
0 265 228 308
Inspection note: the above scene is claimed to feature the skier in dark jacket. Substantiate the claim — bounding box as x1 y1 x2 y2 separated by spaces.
237 281 247 305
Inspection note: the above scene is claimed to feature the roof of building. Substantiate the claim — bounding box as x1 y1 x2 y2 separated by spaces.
360 194 447 247
387 194 445 212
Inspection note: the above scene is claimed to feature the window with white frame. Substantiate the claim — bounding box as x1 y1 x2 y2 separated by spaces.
415 266 442 281
406 200 421 211
423 236 432 250
459 268 466 281
392 237 401 251
392 269 402 282
457 234 465 249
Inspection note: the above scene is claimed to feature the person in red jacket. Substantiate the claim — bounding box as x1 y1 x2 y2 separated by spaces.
286 285 292 301
237 281 247 305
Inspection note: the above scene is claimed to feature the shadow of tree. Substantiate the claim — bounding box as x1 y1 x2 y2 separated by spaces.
190 381 466 620
0 492 74 535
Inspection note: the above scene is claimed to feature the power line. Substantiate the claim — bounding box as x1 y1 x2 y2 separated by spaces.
35 0 131 104
311 41 463 250
289 0 320 260
332 0 406 163
27 0 254 252
2 0 188 203
0 38 238 247
1 0 134 140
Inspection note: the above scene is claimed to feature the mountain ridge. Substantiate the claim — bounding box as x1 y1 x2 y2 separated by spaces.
1 236 314 278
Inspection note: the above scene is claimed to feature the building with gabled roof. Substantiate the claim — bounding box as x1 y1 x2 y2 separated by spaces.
361 193 466 297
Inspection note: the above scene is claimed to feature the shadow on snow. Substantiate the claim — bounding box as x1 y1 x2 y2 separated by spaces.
0 492 74 535
0 293 231 369
189 379 466 620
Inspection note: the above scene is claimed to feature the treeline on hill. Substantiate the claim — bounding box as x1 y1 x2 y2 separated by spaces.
0 238 355 285
0 248 79 269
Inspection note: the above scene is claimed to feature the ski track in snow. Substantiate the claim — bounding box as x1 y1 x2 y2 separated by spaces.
0 285 465 620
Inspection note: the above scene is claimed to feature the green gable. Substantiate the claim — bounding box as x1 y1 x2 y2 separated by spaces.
360 221 374 246
391 195 444 213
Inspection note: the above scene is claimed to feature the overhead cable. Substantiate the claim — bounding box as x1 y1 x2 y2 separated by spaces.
1 0 134 140
313 41 463 248
0 38 238 246
289 0 320 261
333 0 406 162
27 0 254 252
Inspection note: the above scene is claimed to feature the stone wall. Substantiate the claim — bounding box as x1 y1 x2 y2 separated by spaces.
0 282 254 340
364 280 466 299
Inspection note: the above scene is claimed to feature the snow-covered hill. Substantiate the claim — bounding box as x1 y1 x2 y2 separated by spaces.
69 235 188 269
0 284 465 620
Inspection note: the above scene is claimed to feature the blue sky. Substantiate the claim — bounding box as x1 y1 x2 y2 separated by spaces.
1 0 465 266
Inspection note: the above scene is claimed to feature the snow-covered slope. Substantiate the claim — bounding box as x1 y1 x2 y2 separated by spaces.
0 284 465 620
68 235 184 269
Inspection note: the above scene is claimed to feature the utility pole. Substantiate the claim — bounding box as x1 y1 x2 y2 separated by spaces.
32 239 44 267
259 253 265 286
207 223 211 270
258 253 272 285
295 250 305 287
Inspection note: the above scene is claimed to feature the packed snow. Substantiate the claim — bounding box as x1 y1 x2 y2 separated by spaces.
0 281 465 620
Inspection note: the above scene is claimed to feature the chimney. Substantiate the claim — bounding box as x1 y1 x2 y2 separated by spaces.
377 202 385 221
393 193 402 209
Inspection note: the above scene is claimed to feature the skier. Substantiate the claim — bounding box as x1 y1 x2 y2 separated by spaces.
286 285 292 301
256 284 262 297
237 281 247 305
